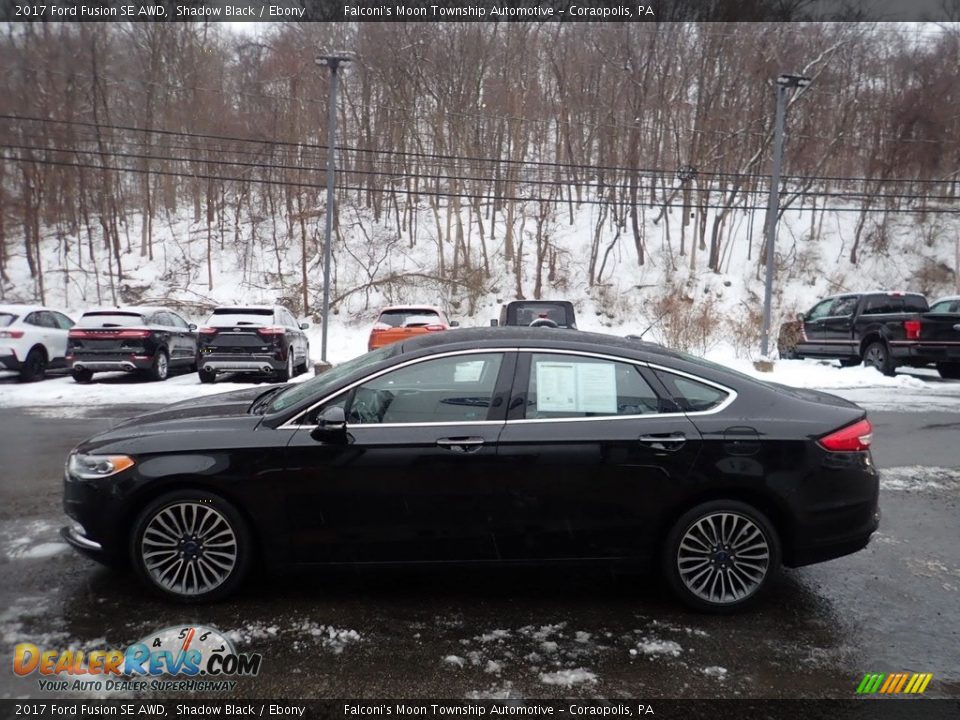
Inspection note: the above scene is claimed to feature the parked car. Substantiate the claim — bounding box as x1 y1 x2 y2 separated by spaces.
0 304 75 381
197 305 310 384
367 305 457 351
491 300 577 329
62 327 878 611
776 291 954 376
920 295 960 379
67 306 198 383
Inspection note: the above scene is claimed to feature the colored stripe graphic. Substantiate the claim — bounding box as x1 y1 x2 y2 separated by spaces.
857 673 932 694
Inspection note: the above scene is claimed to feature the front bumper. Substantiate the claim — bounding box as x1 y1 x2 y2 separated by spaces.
70 354 154 373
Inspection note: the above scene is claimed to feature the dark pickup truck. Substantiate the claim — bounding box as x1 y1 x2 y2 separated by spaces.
778 291 960 378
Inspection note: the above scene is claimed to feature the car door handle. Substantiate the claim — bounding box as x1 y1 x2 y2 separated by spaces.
437 437 485 453
638 433 687 451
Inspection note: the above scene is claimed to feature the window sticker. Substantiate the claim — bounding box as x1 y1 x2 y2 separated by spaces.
454 360 485 383
536 361 617 414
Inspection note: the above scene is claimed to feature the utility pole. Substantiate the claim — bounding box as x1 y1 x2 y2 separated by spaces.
760 73 810 359
316 53 351 363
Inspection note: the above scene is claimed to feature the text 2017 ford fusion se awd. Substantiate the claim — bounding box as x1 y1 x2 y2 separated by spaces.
61 328 879 611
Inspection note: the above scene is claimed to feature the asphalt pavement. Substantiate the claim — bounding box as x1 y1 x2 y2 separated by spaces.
0 404 958 700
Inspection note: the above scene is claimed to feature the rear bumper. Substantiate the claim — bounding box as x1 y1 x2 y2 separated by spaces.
890 343 960 362
199 353 284 374
70 354 153 372
0 351 20 371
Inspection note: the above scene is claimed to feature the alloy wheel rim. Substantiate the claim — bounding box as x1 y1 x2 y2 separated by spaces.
288 353 294 376
676 511 770 605
867 346 884 367
158 354 168 378
141 502 238 596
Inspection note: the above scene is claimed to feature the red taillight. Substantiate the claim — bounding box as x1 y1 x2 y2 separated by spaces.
68 328 150 339
68 329 85 339
257 326 286 338
0 330 24 339
903 319 921 340
199 327 219 336
117 329 151 339
818 419 873 452
424 324 447 332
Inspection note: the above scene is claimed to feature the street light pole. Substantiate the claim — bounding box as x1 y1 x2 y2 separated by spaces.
316 53 351 363
760 73 810 359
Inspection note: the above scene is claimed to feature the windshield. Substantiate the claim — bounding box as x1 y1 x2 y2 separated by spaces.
266 345 399 414
377 308 440 327
0 313 16 327
78 312 146 328
208 309 274 326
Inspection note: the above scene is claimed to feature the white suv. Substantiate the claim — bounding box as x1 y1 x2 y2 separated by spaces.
0 304 75 381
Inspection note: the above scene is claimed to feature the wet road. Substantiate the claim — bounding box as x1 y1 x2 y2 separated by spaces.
0 405 958 700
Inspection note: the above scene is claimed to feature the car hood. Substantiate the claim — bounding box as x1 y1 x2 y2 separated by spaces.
75 386 282 454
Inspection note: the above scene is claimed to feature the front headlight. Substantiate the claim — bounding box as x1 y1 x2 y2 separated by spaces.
67 453 135 480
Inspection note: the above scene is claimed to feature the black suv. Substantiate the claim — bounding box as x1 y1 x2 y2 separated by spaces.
68 307 198 382
197 305 310 383
491 300 577 329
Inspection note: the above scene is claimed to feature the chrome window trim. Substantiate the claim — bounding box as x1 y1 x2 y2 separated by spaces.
277 347 518 430
277 345 737 431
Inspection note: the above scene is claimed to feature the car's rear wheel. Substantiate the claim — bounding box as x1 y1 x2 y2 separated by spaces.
130 490 251 603
147 350 169 382
663 500 780 613
276 352 293 382
19 347 47 382
937 362 960 380
863 341 895 376
198 368 216 384
72 368 93 383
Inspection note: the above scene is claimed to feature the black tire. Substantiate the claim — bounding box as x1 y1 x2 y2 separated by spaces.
72 367 93 384
936 362 960 380
863 341 895 376
19 347 47 382
662 499 780 613
199 368 216 384
296 345 310 375
129 489 251 603
275 352 293 382
147 349 170 382
838 358 860 368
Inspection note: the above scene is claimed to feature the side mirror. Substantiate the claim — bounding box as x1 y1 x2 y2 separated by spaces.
449 320 460 328
300 322 310 330
490 319 499 327
310 406 347 442
796 312 806 323
188 323 198 331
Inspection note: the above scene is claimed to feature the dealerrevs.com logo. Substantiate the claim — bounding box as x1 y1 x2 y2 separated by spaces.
856 672 934 695
13 625 262 693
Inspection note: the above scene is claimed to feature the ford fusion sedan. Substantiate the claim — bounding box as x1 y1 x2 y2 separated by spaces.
62 328 879 611
0 304 75 381
67 306 198 382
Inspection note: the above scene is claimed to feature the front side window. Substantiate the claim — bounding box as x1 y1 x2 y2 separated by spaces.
806 299 836 321
347 353 503 425
524 353 661 419
829 297 859 317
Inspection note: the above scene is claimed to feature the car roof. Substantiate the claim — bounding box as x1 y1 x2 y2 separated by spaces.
81 306 175 315
399 326 681 360
931 295 960 304
0 304 48 315
379 305 444 313
212 305 277 312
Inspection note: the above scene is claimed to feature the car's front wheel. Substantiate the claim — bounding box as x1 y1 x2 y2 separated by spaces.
130 490 251 603
663 500 780 613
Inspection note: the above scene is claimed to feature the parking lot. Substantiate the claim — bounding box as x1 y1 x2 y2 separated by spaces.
1 391 958 700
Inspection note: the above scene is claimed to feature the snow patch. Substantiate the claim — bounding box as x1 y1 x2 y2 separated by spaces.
702 666 728 679
443 655 466 668
538 668 598 687
630 639 683 658
881 467 960 493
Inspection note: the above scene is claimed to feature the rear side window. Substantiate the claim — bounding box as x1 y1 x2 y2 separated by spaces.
903 296 929 312
0 313 15 327
377 308 440 327
208 308 275 327
78 313 146 328
524 353 662 419
653 370 730 413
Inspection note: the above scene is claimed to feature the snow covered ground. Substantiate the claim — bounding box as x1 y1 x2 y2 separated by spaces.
0 318 957 411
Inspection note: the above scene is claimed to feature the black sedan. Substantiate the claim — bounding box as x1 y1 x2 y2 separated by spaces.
62 328 880 611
